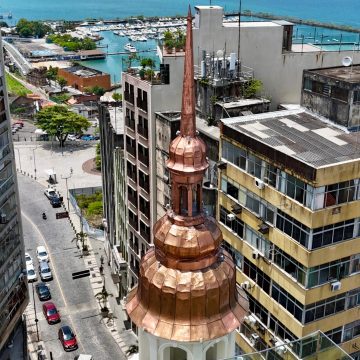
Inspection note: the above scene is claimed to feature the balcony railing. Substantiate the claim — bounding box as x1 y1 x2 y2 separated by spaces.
128 193 137 207
140 205 150 219
127 170 137 183
125 116 135 131
124 91 134 105
140 228 150 243
127 145 136 158
136 98 148 113
137 124 148 139
138 153 149 166
139 178 149 193
129 216 138 231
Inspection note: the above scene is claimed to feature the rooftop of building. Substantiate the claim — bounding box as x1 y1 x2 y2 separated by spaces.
216 98 270 110
108 106 124 135
306 64 360 83
156 111 220 141
62 65 105 77
222 108 360 168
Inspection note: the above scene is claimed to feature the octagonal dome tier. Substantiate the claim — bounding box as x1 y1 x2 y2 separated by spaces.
167 134 208 173
153 213 222 271
126 248 246 342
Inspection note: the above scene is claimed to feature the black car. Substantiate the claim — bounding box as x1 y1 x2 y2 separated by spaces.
50 195 62 208
35 282 51 301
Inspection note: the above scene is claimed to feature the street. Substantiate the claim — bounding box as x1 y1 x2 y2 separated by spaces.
19 174 125 360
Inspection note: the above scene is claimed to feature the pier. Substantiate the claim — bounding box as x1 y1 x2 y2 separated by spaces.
106 49 156 55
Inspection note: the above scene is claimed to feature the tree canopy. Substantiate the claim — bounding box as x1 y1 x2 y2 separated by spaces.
47 34 96 51
16 18 51 38
35 105 91 147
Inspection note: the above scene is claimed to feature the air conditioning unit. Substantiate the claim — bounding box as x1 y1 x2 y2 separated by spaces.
241 281 250 290
226 213 236 221
258 223 270 234
245 314 257 326
163 175 169 184
250 333 260 343
255 178 265 189
331 281 341 291
275 340 286 355
252 250 260 260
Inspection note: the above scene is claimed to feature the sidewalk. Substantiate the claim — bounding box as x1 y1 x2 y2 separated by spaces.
66 206 138 356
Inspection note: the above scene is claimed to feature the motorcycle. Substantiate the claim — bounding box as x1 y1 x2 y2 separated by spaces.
42 212 47 220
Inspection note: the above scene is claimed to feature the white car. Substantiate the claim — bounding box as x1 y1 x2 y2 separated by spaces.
36 246 49 262
67 134 78 141
25 252 33 267
44 187 57 199
26 265 38 282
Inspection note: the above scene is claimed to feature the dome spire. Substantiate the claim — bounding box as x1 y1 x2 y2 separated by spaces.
180 6 196 137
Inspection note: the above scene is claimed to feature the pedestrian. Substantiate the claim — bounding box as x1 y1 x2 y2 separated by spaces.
100 255 104 265
100 264 104 275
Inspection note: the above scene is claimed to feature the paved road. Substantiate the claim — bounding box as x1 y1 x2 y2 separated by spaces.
19 174 125 360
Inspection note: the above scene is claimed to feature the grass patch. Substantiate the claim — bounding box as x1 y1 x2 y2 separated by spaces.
75 191 103 228
5 73 31 96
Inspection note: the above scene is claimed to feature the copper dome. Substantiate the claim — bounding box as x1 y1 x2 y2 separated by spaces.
126 7 247 343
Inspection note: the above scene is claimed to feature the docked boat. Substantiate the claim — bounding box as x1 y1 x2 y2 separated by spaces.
124 43 137 53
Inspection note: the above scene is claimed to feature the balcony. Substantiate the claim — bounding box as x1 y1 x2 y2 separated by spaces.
125 116 135 131
137 124 148 139
136 98 148 113
139 176 149 193
129 216 138 231
128 193 137 207
127 145 136 158
140 205 150 219
140 227 150 243
124 91 134 105
127 171 137 183
138 152 149 166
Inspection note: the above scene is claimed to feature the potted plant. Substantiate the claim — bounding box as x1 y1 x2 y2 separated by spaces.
144 69 155 80
139 68 145 80
164 38 175 54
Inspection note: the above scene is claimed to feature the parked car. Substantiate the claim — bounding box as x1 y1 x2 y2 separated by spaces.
74 355 93 360
42 302 60 324
44 187 57 199
39 261 52 281
50 195 62 208
58 325 78 351
25 252 33 267
67 134 78 141
80 134 95 141
14 120 24 127
35 282 51 301
26 265 37 282
36 246 49 262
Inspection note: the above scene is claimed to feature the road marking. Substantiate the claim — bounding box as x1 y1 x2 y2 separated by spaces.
21 210 85 352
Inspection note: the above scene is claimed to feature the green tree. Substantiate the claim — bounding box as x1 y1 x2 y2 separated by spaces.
112 93 122 102
46 66 58 81
91 86 105 96
243 79 263 98
56 76 67 91
95 142 101 170
35 105 91 147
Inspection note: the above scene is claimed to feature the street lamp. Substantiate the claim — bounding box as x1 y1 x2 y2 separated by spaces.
14 147 21 171
61 168 73 212
32 146 38 180
31 282 39 342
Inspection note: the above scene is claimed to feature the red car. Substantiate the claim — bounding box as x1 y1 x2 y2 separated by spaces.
58 325 78 351
42 302 60 324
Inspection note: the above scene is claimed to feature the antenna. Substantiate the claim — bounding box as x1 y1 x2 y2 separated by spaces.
342 56 352 67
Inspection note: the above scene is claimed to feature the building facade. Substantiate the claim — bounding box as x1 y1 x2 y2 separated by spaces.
192 6 360 109
0 36 28 353
58 65 111 92
219 103 360 357
98 102 127 295
122 44 184 287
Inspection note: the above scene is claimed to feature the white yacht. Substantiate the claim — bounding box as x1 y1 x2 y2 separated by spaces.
124 43 137 53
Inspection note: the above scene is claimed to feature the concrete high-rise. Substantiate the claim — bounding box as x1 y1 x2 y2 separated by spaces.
0 36 28 353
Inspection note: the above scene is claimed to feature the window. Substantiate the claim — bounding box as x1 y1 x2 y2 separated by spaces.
245 225 271 258
276 210 310 248
354 91 360 104
222 241 242 268
332 86 349 102
312 219 355 249
323 180 357 207
221 140 246 170
308 257 350 288
324 327 342 344
243 258 271 295
219 206 244 239
304 78 312 91
344 319 360 342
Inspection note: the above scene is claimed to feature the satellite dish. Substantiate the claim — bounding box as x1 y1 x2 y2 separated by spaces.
342 56 353 67
216 49 224 58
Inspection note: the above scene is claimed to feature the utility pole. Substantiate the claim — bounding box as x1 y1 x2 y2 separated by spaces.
32 146 38 180
61 167 73 211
